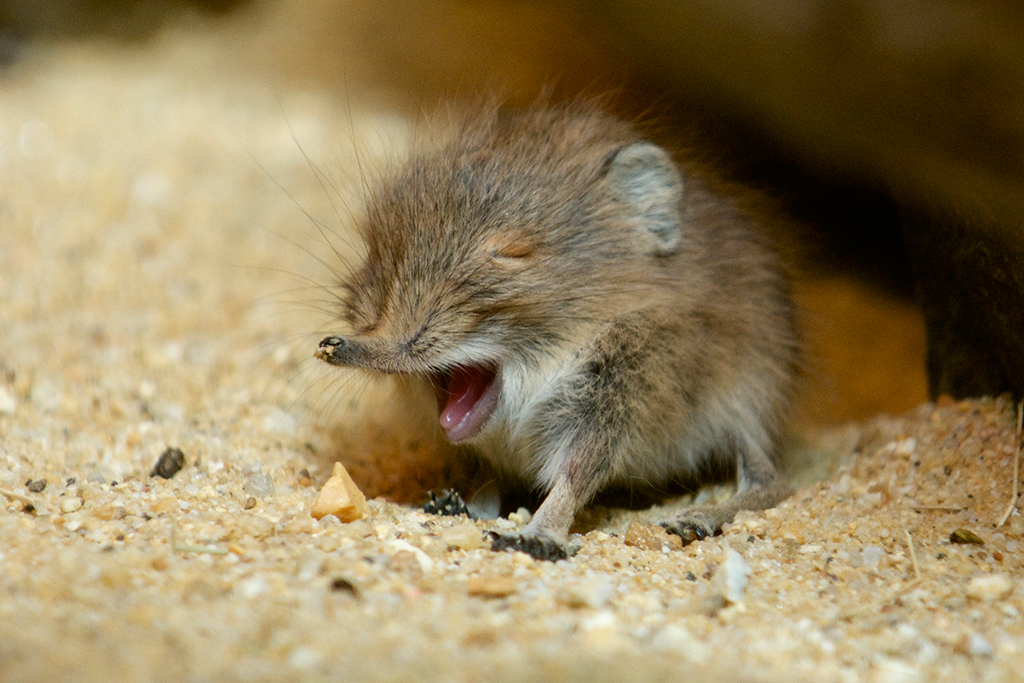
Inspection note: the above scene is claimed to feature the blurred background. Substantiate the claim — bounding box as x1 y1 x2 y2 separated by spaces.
6 0 1023 430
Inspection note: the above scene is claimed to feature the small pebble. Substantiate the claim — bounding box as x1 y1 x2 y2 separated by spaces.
712 549 751 604
310 462 367 522
26 479 46 493
60 497 83 513
967 633 994 657
557 577 614 609
0 386 16 415
578 611 624 651
650 625 710 663
855 545 885 570
150 447 185 479
950 528 984 545
243 497 257 510
441 522 485 550
243 469 275 499
955 633 995 657
329 577 358 595
467 575 517 598
508 507 532 526
623 521 683 552
966 574 1014 601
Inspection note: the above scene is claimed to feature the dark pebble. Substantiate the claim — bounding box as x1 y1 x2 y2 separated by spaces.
950 528 985 545
151 447 185 479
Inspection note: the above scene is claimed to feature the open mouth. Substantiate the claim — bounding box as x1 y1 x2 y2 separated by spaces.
429 364 500 443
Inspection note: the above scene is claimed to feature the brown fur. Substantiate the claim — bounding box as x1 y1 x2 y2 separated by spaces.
317 101 800 560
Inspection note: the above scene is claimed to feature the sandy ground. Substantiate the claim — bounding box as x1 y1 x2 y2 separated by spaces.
1 25 1020 683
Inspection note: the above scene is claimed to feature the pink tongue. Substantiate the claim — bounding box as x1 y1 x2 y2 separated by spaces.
435 366 497 442
440 367 486 427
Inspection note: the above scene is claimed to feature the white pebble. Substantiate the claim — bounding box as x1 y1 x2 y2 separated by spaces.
894 437 917 456
873 659 923 683
966 574 1014 601
60 497 83 513
967 633 994 657
243 470 275 498
508 507 533 526
856 545 885 570
558 577 614 609
441 523 484 550
388 540 434 573
712 549 751 604
0 386 16 415
238 576 269 599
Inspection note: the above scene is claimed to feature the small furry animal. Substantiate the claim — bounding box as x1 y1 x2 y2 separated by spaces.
316 101 799 561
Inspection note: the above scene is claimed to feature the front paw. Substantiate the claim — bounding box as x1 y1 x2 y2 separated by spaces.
490 531 569 561
660 509 723 546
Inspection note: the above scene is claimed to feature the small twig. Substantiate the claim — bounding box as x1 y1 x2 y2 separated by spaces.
0 487 32 505
905 530 921 582
997 400 1023 527
910 505 965 512
171 525 228 555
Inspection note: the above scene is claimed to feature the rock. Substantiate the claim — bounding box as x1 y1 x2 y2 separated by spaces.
441 522 485 550
557 577 614 609
712 549 751 604
967 633 994 658
853 545 885 570
150 447 185 479
950 528 984 545
507 507 532 526
467 575 517 598
0 386 16 415
966 574 1014 601
578 610 622 650
60 497 83 513
955 632 995 658
310 462 368 522
650 624 710 663
243 469 275 498
623 521 683 552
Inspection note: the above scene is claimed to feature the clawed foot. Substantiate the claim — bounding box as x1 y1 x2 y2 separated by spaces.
490 531 569 561
660 507 725 546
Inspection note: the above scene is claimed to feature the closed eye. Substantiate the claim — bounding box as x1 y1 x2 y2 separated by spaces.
483 232 536 262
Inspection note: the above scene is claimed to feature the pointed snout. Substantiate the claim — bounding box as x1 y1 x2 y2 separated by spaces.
315 334 424 374
315 336 366 367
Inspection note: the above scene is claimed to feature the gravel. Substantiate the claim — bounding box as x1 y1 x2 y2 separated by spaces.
1 32 1022 683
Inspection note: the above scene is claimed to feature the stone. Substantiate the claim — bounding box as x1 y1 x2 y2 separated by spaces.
966 574 1014 601
467 575 517 598
441 522 485 550
623 521 683 552
712 549 751 604
310 462 368 523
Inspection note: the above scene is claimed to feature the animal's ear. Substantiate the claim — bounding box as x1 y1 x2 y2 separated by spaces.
604 142 684 256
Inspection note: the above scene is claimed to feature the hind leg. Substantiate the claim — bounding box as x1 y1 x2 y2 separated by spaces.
661 446 791 544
